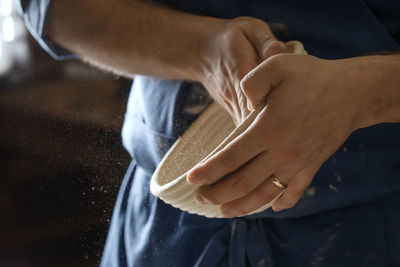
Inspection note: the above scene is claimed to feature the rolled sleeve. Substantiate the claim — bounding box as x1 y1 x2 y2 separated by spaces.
18 0 77 60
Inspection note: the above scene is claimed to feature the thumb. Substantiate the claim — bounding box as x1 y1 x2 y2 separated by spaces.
242 23 285 61
240 55 285 110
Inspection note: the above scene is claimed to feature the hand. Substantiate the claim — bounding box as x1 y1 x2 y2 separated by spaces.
188 54 381 217
194 17 284 124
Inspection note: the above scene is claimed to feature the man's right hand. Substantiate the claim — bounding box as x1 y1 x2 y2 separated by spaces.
193 17 284 124
48 1 281 123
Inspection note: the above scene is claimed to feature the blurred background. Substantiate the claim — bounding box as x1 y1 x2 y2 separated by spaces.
0 0 131 266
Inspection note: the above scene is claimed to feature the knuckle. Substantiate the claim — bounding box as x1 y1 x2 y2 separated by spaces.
232 16 252 25
250 136 269 153
234 16 267 28
284 145 302 162
266 54 289 69
287 143 311 165
226 20 242 35
267 55 282 68
262 126 289 144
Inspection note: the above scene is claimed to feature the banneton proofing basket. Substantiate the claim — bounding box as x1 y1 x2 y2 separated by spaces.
150 41 306 218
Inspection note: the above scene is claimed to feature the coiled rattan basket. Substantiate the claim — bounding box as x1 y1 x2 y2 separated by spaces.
150 41 306 218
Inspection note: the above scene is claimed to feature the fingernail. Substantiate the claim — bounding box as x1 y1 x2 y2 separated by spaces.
222 210 236 218
187 177 200 185
187 172 202 185
247 101 253 111
221 207 238 218
195 194 215 205
272 205 282 212
188 178 203 185
280 42 286 51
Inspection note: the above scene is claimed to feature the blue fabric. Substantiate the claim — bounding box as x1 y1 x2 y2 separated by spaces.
18 0 77 60
20 0 400 266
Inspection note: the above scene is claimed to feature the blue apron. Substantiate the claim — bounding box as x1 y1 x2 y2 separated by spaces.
20 0 400 266
102 1 400 266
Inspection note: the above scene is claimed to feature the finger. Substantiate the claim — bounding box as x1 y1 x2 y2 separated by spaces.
219 159 307 217
195 151 277 205
223 82 247 125
220 173 283 218
241 21 284 61
218 90 242 125
237 86 250 123
187 113 266 185
231 98 243 126
272 161 323 212
228 85 244 124
240 54 286 110
260 40 285 61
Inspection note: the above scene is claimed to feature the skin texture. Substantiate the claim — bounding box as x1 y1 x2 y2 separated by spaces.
188 53 400 217
48 0 400 217
48 0 283 125
194 17 284 124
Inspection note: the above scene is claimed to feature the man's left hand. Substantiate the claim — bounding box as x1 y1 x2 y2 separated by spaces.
187 53 396 217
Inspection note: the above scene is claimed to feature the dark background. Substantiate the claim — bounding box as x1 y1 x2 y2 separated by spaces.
1 4 131 266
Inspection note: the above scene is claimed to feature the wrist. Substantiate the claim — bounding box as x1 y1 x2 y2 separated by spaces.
355 55 400 128
174 16 226 82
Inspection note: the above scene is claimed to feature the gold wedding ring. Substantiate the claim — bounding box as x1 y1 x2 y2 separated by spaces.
270 175 288 190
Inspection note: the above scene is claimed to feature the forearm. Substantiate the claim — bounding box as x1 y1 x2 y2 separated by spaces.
357 53 400 127
48 0 222 80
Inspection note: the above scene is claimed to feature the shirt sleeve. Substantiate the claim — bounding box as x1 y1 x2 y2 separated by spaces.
18 0 77 60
